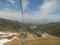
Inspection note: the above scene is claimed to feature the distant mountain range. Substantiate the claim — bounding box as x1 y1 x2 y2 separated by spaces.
0 18 32 32
0 18 60 37
39 22 60 37
0 18 22 29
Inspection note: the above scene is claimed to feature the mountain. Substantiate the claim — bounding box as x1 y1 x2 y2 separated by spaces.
39 22 60 37
0 18 60 37
0 18 32 32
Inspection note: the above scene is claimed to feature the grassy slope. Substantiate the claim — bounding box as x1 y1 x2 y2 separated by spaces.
0 26 18 32
0 18 32 32
0 18 60 45
0 18 22 30
5 36 60 45
38 22 60 37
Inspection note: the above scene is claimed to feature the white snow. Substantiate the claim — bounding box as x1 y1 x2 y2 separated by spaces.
0 32 18 35
0 31 19 45
0 31 18 37
0 39 12 45
0 32 8 34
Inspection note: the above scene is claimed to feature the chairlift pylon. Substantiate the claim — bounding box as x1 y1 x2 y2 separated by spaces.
19 0 24 45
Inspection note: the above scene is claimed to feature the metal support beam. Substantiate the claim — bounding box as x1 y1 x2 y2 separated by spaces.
19 0 24 45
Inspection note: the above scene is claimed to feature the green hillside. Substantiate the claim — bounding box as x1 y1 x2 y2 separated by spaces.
0 18 31 32
39 22 60 37
0 18 60 37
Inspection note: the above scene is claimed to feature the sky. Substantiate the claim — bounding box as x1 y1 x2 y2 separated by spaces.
0 0 60 24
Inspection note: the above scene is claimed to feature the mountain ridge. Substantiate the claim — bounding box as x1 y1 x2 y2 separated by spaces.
0 18 60 37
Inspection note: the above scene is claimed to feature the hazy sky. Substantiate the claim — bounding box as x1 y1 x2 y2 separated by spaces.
0 0 60 24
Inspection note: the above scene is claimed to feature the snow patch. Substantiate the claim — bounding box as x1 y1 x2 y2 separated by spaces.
0 39 12 45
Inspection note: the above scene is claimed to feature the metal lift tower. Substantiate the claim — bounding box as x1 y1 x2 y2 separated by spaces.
19 0 24 45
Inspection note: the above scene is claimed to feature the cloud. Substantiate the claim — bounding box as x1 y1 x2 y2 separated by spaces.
0 0 60 24
39 0 60 22
3 8 18 12
33 0 60 24
8 0 15 5
0 11 23 22
22 0 30 11
8 0 30 11
23 0 60 24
